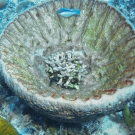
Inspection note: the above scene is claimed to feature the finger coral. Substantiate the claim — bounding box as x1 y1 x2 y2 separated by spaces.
45 49 88 89
0 0 135 123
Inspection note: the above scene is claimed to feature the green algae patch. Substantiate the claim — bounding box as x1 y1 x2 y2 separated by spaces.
123 104 134 127
0 117 19 135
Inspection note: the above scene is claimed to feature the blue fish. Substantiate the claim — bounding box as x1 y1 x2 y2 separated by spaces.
57 8 80 18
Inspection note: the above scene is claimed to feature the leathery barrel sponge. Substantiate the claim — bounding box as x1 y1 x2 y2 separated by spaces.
0 0 135 123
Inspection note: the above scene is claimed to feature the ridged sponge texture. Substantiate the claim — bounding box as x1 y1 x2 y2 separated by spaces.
0 0 135 123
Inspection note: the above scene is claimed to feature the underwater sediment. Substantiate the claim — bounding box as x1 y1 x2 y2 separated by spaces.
0 0 135 123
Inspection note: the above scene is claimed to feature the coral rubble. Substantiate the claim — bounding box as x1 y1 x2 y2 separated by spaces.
45 49 88 90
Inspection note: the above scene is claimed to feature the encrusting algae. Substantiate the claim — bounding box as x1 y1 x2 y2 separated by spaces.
0 117 19 135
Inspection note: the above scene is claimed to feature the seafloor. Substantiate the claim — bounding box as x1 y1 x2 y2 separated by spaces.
0 0 135 135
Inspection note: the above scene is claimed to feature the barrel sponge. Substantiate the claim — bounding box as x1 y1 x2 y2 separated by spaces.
0 0 135 123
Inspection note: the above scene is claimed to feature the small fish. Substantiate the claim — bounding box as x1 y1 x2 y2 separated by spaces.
57 8 80 18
